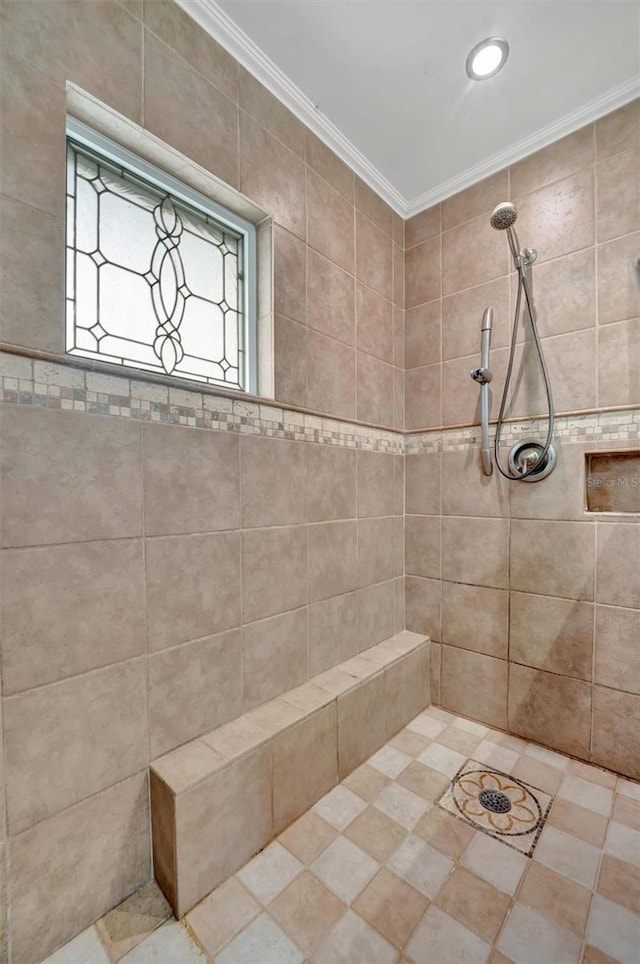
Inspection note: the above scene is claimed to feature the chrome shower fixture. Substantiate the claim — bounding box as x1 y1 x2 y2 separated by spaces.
489 202 537 269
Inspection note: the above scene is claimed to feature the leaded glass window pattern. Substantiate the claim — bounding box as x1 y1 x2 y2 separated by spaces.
66 133 255 391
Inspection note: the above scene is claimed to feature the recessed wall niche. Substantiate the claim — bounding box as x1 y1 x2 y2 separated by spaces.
585 451 640 513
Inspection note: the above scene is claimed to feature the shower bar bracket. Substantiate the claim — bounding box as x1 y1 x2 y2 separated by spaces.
470 306 493 476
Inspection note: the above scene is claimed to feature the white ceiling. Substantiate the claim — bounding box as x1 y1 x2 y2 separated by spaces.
179 0 640 215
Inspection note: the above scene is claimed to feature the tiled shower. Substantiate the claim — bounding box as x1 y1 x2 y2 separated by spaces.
0 2 638 962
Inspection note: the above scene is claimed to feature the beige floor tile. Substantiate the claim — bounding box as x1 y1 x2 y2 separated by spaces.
612 792 640 831
344 806 407 862
435 866 510 943
510 754 563 795
406 905 491 964
558 774 614 817
470 740 519 773
587 894 640 963
313 785 368 831
386 835 454 899
119 921 206 963
518 860 591 937
523 743 569 770
488 951 513 964
435 725 482 756
617 778 640 801
96 881 172 960
425 707 457 724
237 842 303 906
566 758 617 790
367 744 413 779
342 763 391 802
311 909 396 964
406 714 447 739
461 833 527 895
534 826 601 888
413 807 475 859
453 717 489 738
268 871 345 955
483 731 527 753
581 945 620 964
396 761 451 802
42 927 110 964
389 728 431 758
310 837 379 904
497 903 582 964
353 867 429 949
373 782 430 830
417 742 467 777
278 811 337 865
547 796 608 847
215 913 303 964
597 854 640 915
185 877 260 958
604 821 640 866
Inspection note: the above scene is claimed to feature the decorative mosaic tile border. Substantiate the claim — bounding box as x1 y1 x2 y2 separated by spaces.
2 351 638 454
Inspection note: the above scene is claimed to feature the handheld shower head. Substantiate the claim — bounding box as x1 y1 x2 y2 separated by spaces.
490 202 518 231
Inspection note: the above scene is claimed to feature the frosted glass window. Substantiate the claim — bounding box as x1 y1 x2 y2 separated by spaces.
65 133 255 392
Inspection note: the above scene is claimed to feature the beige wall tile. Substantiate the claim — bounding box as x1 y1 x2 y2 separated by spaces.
356 352 394 426
308 250 355 345
509 441 588 522
508 663 591 758
525 248 596 337
238 68 304 156
309 520 357 603
242 608 308 710
146 532 241 650
385 645 430 736
442 582 508 659
591 685 640 780
337 673 387 778
514 168 594 264
595 99 640 159
174 745 272 915
2 0 142 121
442 214 509 295
357 580 396 649
406 205 441 249
405 236 440 307
405 453 442 516
1 405 142 548
309 592 359 676
442 169 509 231
358 517 396 588
144 0 237 101
442 277 510 360
594 605 640 694
430 641 442 704
0 540 145 695
241 525 307 623
598 319 640 409
442 347 508 427
0 196 64 353
143 423 239 536
10 772 149 964
5 659 147 833
356 283 394 362
241 435 307 528
442 450 509 517
305 131 354 201
510 520 595 600
405 363 441 429
274 226 306 323
306 330 356 419
405 514 441 579
355 178 393 237
510 592 594 680
240 112 305 239
307 168 354 271
405 300 441 369
441 646 507 729
308 445 356 522
149 629 242 758
597 232 640 325
405 576 441 641
0 52 66 218
357 451 395 518
596 523 640 609
442 517 509 589
144 33 237 187
511 127 594 197
596 148 640 242
356 212 393 300
508 328 596 417
275 315 307 407
272 704 338 833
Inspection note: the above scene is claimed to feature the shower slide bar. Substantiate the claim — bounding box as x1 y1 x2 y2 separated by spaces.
470 306 494 476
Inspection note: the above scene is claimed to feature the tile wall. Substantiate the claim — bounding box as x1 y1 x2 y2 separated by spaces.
404 99 640 783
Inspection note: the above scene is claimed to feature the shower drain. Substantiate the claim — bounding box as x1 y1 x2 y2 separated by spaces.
478 788 512 813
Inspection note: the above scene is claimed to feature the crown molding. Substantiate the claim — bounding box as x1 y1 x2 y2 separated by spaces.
175 0 639 220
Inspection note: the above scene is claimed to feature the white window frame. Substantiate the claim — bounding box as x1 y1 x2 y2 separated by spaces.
65 116 258 395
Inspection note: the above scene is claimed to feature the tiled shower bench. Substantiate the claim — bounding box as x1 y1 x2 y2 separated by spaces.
150 631 430 917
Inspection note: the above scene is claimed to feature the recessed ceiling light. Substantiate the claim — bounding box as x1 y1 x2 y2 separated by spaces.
466 37 509 80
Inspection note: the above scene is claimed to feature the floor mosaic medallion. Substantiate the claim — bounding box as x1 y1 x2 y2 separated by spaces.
437 759 553 857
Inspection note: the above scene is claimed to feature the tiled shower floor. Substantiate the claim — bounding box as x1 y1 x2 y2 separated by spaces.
46 707 640 964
